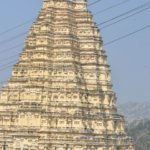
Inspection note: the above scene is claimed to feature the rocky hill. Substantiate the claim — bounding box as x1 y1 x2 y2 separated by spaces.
117 102 150 122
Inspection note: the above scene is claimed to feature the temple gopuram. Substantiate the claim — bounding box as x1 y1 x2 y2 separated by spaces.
0 0 135 150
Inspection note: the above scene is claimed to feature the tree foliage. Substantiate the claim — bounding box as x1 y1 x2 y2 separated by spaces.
125 120 150 150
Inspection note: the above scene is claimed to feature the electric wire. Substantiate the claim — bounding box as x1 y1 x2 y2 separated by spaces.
0 18 36 36
0 2 149 57
0 31 28 46
0 0 103 85
0 43 24 54
0 60 18 68
0 10 54 36
103 24 150 46
88 0 102 7
97 2 150 26
0 65 15 72
100 6 150 30
0 0 101 48
0 24 150 81
0 55 19 63
93 0 129 15
0 81 8 84
0 1 149 83
0 0 100 36
0 19 150 63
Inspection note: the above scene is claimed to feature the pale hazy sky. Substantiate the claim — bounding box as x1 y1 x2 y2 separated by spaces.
0 0 150 103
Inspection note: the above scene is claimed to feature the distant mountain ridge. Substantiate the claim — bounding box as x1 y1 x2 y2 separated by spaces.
117 102 150 122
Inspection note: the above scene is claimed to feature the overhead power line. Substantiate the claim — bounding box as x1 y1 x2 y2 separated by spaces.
0 1 150 85
97 2 150 26
0 24 150 79
0 31 28 46
0 1 149 55
0 18 36 36
0 1 148 72
0 55 19 63
0 60 18 68
0 0 100 36
0 43 24 54
93 0 129 15
0 0 102 85
0 65 15 72
0 1 100 48
88 0 102 7
0 81 8 85
103 24 150 46
100 6 150 30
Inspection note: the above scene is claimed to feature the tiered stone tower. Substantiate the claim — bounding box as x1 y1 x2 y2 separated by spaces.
0 0 135 150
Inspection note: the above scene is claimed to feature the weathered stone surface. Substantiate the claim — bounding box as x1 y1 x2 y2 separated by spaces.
0 0 135 150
